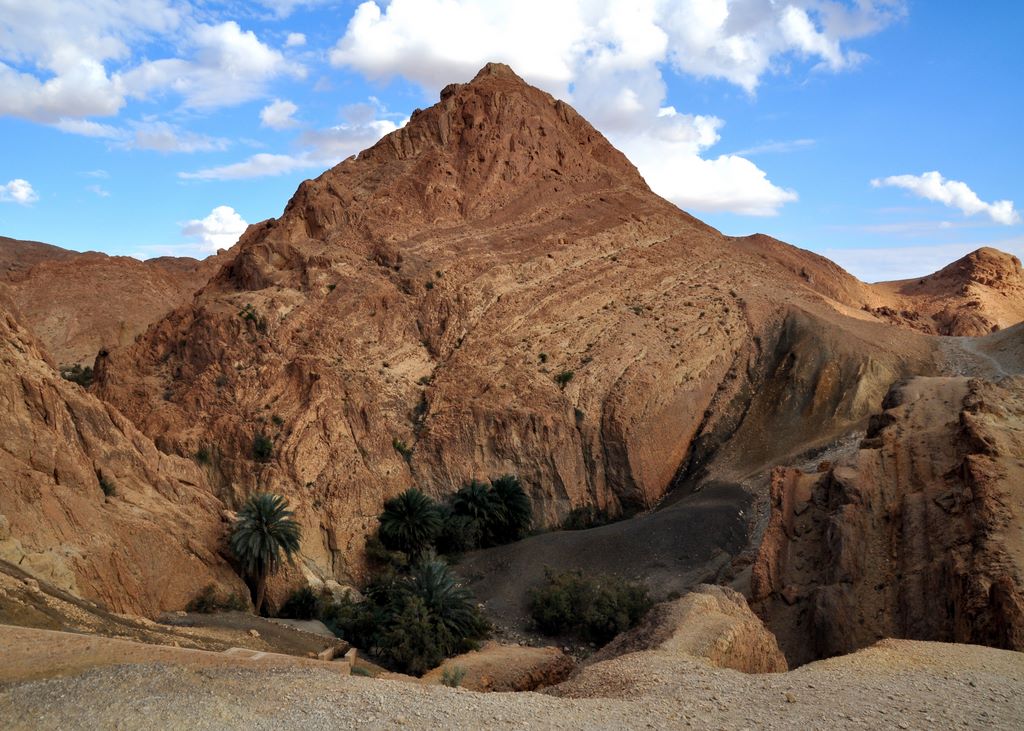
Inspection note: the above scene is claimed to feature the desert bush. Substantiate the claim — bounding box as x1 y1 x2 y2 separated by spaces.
60 364 93 387
252 432 273 461
278 586 319 620
528 568 652 646
350 665 371 677
186 584 248 613
378 488 442 561
561 505 611 531
195 445 211 464
554 370 574 388
441 665 467 687
98 475 116 497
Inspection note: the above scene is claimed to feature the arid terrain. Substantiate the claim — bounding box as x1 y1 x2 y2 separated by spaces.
1 63 1022 728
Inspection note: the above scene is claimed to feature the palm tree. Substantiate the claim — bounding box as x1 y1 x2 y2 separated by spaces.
229 493 301 614
378 488 442 560
490 474 532 543
452 479 505 546
402 559 488 651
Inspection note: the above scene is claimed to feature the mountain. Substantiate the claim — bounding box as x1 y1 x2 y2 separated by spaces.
91 63 946 587
871 247 1024 335
0 289 242 615
0 236 229 366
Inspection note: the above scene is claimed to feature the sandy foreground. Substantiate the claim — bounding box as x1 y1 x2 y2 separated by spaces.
1 625 1022 730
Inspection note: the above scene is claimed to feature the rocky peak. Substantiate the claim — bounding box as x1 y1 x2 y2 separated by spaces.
285 62 645 234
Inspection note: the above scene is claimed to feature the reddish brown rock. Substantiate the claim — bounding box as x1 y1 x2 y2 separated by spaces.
0 295 243 616
91 63 937 584
751 375 1024 665
0 236 229 367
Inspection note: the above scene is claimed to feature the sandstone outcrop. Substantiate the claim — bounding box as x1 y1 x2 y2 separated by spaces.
0 298 243 616
421 641 574 691
751 374 1024 665
0 236 228 366
872 247 1024 335
587 585 786 674
92 63 937 584
548 585 785 700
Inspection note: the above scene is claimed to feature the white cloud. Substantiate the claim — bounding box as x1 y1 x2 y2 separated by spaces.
328 1 900 215
181 205 249 251
0 5 304 122
256 1 330 19
121 21 305 110
53 116 229 153
871 171 1020 226
53 118 124 138
0 179 39 204
180 106 402 180
260 99 299 130
123 120 229 153
86 184 110 197
729 138 815 156
285 32 307 47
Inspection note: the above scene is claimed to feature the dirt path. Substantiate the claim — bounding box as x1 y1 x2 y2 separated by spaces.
1 627 1021 730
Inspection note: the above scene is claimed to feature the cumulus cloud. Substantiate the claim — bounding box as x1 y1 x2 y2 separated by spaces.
0 179 39 204
54 116 229 153
180 105 402 180
260 99 299 130
0 4 303 121
285 32 307 47
328 0 900 215
181 205 249 251
871 171 1020 226
121 21 305 110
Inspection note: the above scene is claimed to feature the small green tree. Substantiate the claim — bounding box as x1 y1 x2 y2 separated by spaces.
378 488 442 561
229 493 301 614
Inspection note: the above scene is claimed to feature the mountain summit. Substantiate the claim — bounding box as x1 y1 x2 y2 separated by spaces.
89 64 997 603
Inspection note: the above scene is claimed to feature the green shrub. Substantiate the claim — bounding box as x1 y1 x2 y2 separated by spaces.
392 438 413 462
98 476 116 497
60 364 93 387
278 586 319 620
252 432 273 461
561 505 611 531
441 665 467 687
555 370 574 388
186 584 248 613
351 665 371 677
528 568 652 646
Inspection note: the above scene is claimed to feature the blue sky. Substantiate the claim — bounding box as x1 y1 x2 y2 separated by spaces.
1 1 1021 281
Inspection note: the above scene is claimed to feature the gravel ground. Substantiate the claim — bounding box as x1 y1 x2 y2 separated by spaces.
2 639 1021 730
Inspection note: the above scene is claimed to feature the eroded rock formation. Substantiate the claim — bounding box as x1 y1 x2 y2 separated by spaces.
751 375 1024 665
91 64 935 585
0 292 243 616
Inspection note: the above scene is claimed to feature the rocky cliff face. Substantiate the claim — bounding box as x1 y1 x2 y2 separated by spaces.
0 292 243 616
751 375 1024 665
871 247 1024 335
0 237 228 367
91 63 938 585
